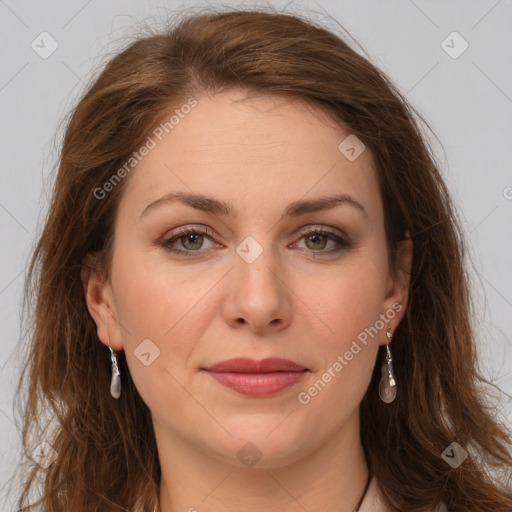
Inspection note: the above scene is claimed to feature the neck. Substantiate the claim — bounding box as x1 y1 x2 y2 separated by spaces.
156 410 369 512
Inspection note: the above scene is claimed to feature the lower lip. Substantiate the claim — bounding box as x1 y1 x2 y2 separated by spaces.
204 370 308 396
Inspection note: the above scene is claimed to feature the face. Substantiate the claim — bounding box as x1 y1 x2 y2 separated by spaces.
85 89 410 468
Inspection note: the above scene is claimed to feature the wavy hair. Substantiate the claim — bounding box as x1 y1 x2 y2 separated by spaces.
12 6 512 511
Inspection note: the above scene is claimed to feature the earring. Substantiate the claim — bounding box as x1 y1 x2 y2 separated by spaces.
379 330 397 403
108 341 121 399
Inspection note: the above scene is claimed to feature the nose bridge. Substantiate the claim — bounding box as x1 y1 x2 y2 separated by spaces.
225 232 292 332
234 233 282 295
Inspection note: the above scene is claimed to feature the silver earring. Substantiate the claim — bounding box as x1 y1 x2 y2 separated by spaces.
379 330 396 403
108 342 121 399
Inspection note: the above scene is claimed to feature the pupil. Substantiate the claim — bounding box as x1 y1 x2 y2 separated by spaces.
184 233 202 249
308 234 325 249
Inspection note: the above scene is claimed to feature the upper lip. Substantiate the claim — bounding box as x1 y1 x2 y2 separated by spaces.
203 357 307 373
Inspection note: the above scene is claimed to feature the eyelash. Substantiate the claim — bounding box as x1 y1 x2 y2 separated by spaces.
159 225 353 258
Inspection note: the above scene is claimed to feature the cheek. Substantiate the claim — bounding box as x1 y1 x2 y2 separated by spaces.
109 245 208 398
298 252 387 405
111 234 211 341
313 254 389 344
296 261 385 423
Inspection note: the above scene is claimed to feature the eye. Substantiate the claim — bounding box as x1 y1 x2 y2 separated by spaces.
293 226 353 256
159 225 353 258
159 226 218 257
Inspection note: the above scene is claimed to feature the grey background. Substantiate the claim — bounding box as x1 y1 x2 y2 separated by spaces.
1 0 511 508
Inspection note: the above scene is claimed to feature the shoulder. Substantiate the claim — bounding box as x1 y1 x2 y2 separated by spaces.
359 477 447 512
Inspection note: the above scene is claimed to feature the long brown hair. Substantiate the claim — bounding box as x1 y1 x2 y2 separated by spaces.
12 6 512 511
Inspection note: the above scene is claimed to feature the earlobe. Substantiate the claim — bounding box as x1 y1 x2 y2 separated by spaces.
80 253 122 351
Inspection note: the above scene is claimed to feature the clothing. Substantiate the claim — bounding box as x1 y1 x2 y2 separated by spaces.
358 476 391 511
359 477 444 512
151 476 445 512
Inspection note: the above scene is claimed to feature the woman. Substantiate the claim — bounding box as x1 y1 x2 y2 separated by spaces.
13 7 512 512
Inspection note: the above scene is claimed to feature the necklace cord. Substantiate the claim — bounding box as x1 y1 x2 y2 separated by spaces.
353 470 373 512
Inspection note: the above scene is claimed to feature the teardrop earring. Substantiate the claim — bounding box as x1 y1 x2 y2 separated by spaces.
378 330 397 403
108 340 121 399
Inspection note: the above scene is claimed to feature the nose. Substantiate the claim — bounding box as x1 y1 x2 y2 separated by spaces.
221 242 293 334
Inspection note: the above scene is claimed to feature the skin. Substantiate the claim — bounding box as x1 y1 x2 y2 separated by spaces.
83 89 412 511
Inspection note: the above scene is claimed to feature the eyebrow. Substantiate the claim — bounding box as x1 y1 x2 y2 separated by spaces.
139 191 368 221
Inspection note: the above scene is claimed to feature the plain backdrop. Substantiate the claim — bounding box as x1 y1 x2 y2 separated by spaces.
1 0 511 508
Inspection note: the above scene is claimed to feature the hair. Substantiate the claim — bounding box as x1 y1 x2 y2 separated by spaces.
11 5 512 512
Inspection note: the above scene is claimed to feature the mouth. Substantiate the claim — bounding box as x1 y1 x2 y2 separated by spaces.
202 357 309 396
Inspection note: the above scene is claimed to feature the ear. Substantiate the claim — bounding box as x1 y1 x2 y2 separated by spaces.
81 253 124 352
380 233 413 344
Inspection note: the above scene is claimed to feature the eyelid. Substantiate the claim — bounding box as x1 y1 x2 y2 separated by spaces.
159 223 353 256
293 225 351 243
162 224 217 239
161 223 349 242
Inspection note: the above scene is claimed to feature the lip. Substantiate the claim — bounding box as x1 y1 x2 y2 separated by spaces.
204 357 307 373
202 357 309 396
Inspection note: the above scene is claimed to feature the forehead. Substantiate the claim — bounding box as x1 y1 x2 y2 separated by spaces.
117 90 382 223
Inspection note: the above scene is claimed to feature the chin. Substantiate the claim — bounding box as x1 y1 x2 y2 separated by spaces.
208 421 313 469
